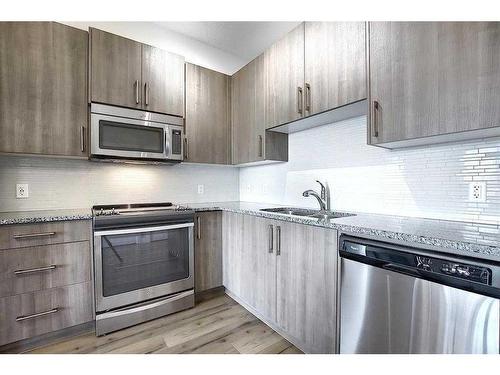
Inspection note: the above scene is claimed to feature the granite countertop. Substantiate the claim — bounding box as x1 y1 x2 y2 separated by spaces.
2 202 499 261
185 201 500 261
0 208 92 225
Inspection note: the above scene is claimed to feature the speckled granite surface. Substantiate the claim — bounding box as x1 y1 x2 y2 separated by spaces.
184 201 500 260
0 209 92 225
2 202 499 260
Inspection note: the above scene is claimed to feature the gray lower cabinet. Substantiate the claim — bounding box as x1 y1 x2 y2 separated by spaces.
185 63 231 164
276 221 338 354
222 212 338 353
194 211 223 293
0 220 93 347
0 22 88 157
304 22 366 116
368 22 500 148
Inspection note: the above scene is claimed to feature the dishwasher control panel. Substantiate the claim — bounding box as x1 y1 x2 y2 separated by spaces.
415 255 491 285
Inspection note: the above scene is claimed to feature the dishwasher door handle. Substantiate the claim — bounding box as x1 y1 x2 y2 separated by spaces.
384 263 421 278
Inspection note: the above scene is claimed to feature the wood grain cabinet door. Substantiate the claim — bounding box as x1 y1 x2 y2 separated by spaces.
304 22 366 116
90 28 142 109
194 211 223 293
276 223 338 354
231 58 264 164
142 44 185 116
185 63 231 164
368 22 500 146
0 22 88 157
264 23 305 129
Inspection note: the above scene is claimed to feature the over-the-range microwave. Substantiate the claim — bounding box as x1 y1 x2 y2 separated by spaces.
90 103 184 164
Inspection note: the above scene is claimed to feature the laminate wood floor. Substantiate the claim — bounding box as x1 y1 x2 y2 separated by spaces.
26 294 303 354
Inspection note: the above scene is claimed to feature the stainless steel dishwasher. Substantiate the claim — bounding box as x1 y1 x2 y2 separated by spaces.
339 235 500 354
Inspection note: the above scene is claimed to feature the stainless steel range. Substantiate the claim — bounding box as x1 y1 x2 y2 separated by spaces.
92 202 194 335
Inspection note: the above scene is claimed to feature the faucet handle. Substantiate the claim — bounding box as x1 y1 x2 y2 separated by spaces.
316 180 326 200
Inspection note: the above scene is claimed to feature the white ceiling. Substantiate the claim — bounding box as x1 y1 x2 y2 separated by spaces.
155 22 301 63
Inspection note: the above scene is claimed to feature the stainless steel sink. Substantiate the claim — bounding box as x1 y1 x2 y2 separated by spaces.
260 207 355 220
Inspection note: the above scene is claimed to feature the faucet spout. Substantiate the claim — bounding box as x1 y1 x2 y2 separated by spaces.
302 189 327 211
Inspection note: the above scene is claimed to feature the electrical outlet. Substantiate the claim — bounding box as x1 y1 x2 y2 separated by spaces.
197 184 204 195
469 182 486 202
16 184 29 199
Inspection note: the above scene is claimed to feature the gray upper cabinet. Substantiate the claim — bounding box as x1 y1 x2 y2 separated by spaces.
231 55 288 165
90 28 142 110
185 63 231 164
0 22 88 157
90 28 185 116
264 23 305 129
368 22 500 147
304 22 366 116
142 44 184 116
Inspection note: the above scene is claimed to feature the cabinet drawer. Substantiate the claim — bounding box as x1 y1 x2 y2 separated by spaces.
0 242 91 298
0 221 90 250
0 282 93 346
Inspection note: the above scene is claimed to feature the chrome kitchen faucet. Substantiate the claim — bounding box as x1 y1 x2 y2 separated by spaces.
302 180 331 211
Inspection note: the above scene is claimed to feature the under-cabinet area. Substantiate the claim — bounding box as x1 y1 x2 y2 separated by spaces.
1 17 500 358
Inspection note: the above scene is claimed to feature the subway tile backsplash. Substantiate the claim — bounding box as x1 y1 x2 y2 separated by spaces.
0 157 239 211
240 116 500 224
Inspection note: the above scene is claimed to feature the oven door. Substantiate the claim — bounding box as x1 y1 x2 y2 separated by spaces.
91 113 171 161
93 223 194 312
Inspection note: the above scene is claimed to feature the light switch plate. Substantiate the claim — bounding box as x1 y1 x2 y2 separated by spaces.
16 184 29 199
197 184 204 195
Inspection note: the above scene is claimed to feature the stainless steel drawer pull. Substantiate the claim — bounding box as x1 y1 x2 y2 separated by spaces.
305 83 311 113
276 226 281 256
80 126 85 152
268 224 274 253
13 232 56 240
144 82 149 106
258 135 263 158
135 79 140 104
373 100 379 138
196 216 201 240
184 138 189 160
14 265 57 276
16 308 59 322
297 86 303 115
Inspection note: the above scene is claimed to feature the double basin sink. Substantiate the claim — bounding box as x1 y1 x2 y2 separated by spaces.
260 207 355 220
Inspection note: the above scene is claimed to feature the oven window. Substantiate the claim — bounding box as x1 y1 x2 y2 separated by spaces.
100 227 190 297
99 120 164 153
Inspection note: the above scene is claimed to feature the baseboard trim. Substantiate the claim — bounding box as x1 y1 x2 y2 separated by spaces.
195 286 225 303
0 321 95 354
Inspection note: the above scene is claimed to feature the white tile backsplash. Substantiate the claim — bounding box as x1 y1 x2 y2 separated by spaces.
240 116 500 224
0 157 239 211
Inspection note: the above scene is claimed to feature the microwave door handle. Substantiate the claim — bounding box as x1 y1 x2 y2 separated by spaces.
165 129 170 157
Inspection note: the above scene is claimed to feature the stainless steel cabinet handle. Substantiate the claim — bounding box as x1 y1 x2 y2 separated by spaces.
135 80 140 104
196 216 201 240
14 265 57 276
80 126 85 152
305 83 311 113
276 226 281 256
144 82 149 106
16 308 59 322
184 138 189 160
297 86 303 115
268 224 274 253
373 100 379 138
13 232 56 240
258 135 263 158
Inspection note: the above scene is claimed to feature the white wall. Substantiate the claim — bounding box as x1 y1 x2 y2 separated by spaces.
0 157 239 211
62 22 246 75
239 116 500 224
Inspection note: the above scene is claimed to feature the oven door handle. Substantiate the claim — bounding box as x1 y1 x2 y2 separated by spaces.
94 222 194 237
